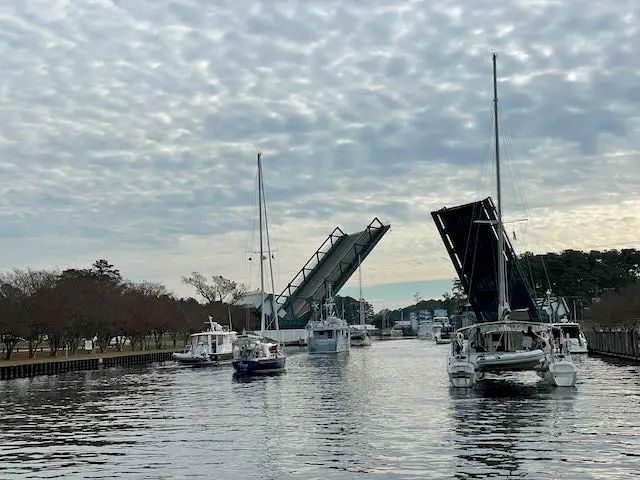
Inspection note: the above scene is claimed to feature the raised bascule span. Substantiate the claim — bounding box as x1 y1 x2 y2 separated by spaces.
431 197 542 323
277 217 391 328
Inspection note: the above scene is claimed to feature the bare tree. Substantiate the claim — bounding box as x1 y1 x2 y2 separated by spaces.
181 272 246 303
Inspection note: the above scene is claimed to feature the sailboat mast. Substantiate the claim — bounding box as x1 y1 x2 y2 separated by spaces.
257 152 266 336
492 53 509 321
358 255 365 326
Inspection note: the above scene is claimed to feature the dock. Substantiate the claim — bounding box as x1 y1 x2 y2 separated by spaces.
0 350 177 381
585 330 640 362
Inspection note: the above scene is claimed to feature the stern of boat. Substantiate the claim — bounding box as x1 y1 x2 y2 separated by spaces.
447 355 476 388
543 355 578 387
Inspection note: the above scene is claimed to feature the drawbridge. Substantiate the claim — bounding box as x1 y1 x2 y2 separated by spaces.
278 217 390 327
431 197 541 323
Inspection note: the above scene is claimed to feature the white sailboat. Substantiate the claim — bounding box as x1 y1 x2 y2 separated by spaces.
446 54 578 388
351 255 372 347
232 152 286 375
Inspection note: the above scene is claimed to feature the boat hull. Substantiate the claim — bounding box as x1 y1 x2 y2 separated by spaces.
232 357 286 375
309 337 350 354
448 357 476 388
567 339 588 354
172 352 234 366
540 356 578 387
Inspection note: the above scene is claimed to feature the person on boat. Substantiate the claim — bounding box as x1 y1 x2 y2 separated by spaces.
522 326 544 350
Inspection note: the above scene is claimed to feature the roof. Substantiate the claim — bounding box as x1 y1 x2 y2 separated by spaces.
278 217 390 321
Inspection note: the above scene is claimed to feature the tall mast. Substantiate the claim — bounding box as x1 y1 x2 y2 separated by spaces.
257 152 266 336
492 53 509 321
358 255 365 326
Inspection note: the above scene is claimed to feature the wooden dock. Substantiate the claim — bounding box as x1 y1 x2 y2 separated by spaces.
585 330 640 362
0 350 177 381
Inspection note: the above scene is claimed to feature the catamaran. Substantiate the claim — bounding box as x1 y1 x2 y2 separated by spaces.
444 54 578 388
232 153 286 375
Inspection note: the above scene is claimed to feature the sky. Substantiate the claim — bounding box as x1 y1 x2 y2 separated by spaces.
0 0 638 312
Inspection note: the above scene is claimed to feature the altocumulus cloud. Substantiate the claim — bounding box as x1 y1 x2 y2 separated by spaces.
0 0 638 303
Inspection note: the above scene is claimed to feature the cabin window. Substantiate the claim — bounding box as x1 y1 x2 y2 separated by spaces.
327 331 333 339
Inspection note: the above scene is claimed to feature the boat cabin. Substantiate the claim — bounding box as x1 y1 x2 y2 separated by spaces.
458 322 551 354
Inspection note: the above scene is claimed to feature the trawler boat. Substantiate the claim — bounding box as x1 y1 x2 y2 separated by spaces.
232 152 286 375
172 317 237 366
307 295 351 354
434 317 453 344
417 320 434 340
552 321 588 354
444 54 577 389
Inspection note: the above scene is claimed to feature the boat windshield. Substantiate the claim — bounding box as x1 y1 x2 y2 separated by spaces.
559 325 581 337
190 334 210 348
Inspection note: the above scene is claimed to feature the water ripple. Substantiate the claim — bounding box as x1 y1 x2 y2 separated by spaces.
1 343 639 479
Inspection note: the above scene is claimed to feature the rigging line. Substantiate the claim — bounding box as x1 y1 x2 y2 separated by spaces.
498 106 553 293
498 105 530 223
461 105 496 280
245 164 261 290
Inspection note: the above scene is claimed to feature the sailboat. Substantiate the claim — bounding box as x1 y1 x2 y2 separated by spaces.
445 54 578 388
231 152 286 375
350 255 372 347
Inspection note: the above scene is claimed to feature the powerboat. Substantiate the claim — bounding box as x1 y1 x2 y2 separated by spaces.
552 321 588 354
307 294 351 354
172 317 237 366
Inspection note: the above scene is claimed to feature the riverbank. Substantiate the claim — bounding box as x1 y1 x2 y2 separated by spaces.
0 348 180 381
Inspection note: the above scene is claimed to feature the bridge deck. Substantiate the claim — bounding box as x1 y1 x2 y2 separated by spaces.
431 197 540 323
279 217 390 324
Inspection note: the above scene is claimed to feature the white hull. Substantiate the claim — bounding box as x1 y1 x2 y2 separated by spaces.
567 338 588 354
447 358 476 388
446 322 578 389
309 336 350 354
539 355 578 387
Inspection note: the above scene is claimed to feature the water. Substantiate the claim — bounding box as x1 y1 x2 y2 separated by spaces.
1 341 639 479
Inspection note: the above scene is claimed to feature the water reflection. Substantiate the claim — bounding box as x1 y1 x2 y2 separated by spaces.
449 378 578 479
1 343 639 479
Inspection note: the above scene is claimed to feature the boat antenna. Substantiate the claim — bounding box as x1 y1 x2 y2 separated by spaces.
492 52 510 322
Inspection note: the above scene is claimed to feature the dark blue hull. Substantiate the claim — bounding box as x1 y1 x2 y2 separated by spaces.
232 357 286 375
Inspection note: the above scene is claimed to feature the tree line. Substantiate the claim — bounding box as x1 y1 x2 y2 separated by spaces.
0 260 259 361
378 248 640 330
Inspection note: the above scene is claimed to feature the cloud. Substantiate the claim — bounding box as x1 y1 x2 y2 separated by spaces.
0 0 638 307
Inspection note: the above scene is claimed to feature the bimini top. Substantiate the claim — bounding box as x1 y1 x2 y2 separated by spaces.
456 320 554 335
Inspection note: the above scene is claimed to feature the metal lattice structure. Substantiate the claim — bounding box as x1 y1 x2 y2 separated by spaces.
431 197 541 323
278 217 390 326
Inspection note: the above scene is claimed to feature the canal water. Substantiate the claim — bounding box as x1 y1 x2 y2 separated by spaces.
1 340 639 479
